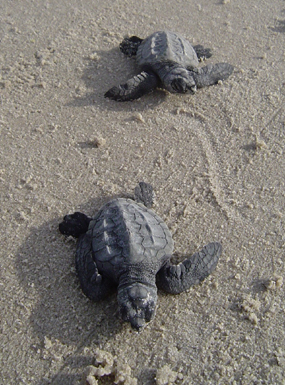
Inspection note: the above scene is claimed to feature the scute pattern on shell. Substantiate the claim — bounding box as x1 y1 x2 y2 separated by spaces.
136 31 199 69
90 198 173 279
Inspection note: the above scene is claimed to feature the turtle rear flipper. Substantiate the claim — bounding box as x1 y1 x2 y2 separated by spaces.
105 71 159 101
192 63 234 88
59 212 91 238
193 44 212 61
120 36 143 57
134 182 154 208
76 233 115 301
157 242 221 294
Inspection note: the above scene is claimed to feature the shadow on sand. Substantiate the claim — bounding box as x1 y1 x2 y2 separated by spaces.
66 46 167 112
15 194 136 384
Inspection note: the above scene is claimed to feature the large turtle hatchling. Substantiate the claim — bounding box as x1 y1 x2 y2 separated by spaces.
59 182 221 331
105 30 234 101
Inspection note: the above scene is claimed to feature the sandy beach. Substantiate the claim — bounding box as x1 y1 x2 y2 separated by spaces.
1 0 285 384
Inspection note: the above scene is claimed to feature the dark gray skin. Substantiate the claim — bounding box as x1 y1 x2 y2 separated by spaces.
59 182 222 331
105 31 234 101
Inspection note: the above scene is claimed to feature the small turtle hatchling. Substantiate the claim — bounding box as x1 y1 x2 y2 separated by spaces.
59 182 221 331
105 30 234 101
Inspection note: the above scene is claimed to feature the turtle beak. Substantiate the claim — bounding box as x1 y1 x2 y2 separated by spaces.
187 84 197 94
171 78 197 94
130 316 146 332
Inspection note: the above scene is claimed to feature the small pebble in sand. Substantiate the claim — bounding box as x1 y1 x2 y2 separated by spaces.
86 375 98 385
89 349 114 377
44 336 52 350
85 349 137 385
131 112 145 123
114 362 138 385
264 275 283 290
88 136 106 148
241 295 261 325
89 52 101 61
155 365 178 385
234 273 241 280
254 138 267 150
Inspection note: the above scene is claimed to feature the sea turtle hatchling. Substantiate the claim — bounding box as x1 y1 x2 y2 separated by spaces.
105 30 234 101
59 182 221 331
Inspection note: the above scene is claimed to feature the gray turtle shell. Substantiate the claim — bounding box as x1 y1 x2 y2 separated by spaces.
87 198 174 282
136 31 199 70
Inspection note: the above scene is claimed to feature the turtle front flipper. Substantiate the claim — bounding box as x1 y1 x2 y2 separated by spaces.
104 71 159 101
193 44 212 61
76 233 115 301
192 63 234 89
120 36 143 57
157 242 221 294
59 212 91 238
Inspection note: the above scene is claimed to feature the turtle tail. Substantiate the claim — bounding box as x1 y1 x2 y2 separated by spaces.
59 212 91 238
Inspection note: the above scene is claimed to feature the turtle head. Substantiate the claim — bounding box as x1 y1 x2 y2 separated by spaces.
163 66 197 94
117 283 157 332
170 76 197 94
